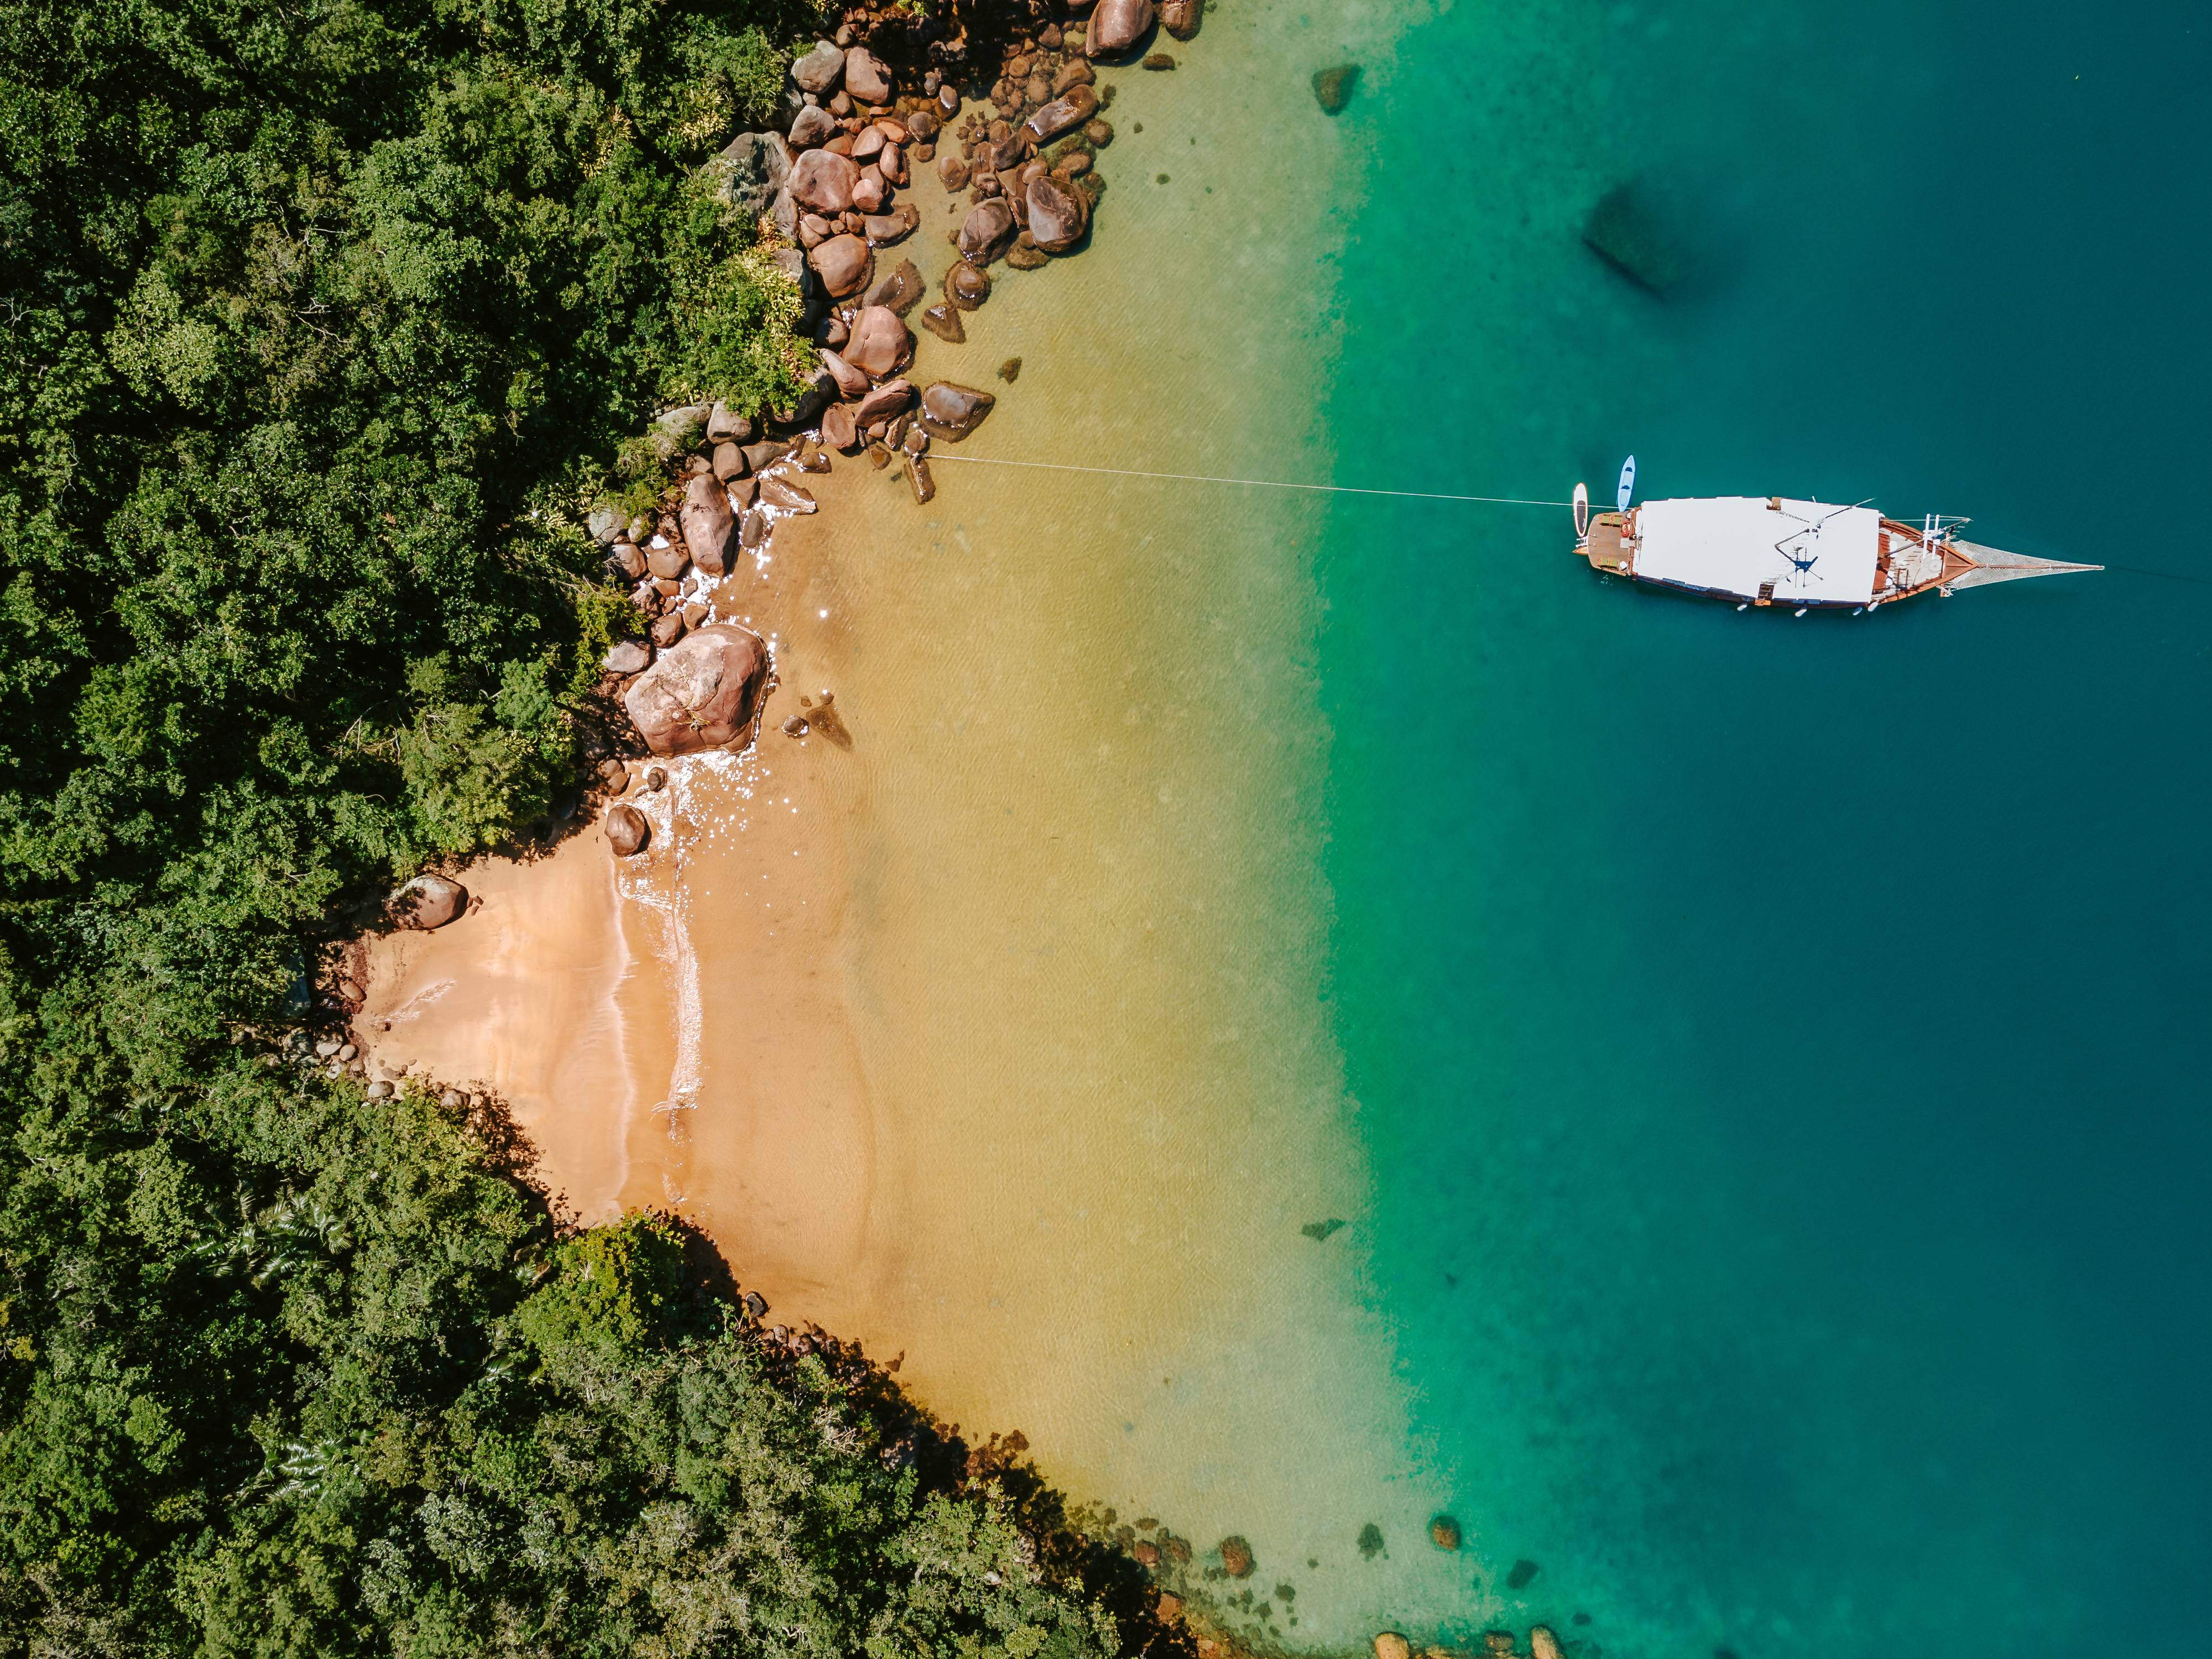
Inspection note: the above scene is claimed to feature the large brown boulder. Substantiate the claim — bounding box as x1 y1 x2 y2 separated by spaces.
844 44 893 105
1087 0 1155 56
622 625 769 757
843 306 913 379
957 199 1016 264
918 381 995 440
787 148 859 213
854 379 914 425
1021 85 1099 148
808 232 874 298
681 473 736 576
820 349 870 398
604 802 650 857
390 874 468 930
791 39 844 95
1025 175 1089 253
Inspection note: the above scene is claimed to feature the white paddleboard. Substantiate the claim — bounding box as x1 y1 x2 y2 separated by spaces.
1573 482 1590 541
1616 455 1636 512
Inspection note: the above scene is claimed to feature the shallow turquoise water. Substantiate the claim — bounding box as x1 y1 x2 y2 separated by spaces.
1313 0 2211 1652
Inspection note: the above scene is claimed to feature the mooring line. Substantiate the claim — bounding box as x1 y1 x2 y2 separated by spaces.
922 452 1571 507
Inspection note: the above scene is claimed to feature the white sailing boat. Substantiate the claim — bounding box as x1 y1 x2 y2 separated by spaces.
1569 479 2100 611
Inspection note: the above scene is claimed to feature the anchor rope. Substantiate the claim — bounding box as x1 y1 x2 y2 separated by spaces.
921 452 1572 508
916 455 2206 587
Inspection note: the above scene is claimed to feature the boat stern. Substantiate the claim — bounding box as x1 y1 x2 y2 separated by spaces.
1579 509 1632 573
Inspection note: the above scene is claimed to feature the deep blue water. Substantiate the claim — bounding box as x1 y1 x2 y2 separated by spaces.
1316 0 2211 1651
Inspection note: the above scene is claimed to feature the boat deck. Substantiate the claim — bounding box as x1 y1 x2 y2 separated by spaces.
1586 512 1631 573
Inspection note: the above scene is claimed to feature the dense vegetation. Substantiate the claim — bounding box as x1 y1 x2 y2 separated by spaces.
0 0 1156 1650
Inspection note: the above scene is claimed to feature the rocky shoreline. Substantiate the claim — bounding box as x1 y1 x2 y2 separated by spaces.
565 0 1217 789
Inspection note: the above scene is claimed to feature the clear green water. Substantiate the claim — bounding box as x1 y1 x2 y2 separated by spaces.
1312 0 2211 1652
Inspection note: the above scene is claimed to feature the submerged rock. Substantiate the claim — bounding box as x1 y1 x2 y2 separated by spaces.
1429 1514 1461 1551
622 624 768 756
1312 63 1361 114
919 381 995 440
863 258 927 315
1300 1217 1345 1241
1582 181 1688 294
1218 1536 1255 1578
1358 1523 1386 1559
1161 0 1203 39
920 301 966 344
1507 1558 1540 1590
946 260 993 310
1530 1631 1565 1659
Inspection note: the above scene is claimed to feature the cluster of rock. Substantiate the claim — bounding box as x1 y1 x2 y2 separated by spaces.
1373 1630 1566 1659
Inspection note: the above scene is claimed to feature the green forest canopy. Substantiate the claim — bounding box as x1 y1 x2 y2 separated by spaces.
0 0 1162 1648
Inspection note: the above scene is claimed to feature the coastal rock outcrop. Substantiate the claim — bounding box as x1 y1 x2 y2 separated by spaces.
604 803 650 856
789 103 837 149
1530 1631 1565 1659
843 306 914 378
1087 0 1155 56
389 875 467 931
713 131 791 220
622 624 768 757
1372 1636 1411 1659
918 381 995 440
680 473 736 576
854 378 914 425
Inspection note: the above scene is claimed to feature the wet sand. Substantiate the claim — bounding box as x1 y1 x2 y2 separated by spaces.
367 4 1467 1645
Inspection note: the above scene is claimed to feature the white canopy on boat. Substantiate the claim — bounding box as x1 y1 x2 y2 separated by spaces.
1633 497 1880 604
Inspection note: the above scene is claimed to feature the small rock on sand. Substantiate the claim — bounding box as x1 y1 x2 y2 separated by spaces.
604 802 650 856
389 875 468 931
998 356 1021 382
1430 1514 1462 1551
905 452 935 503
946 260 992 310
920 302 966 344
